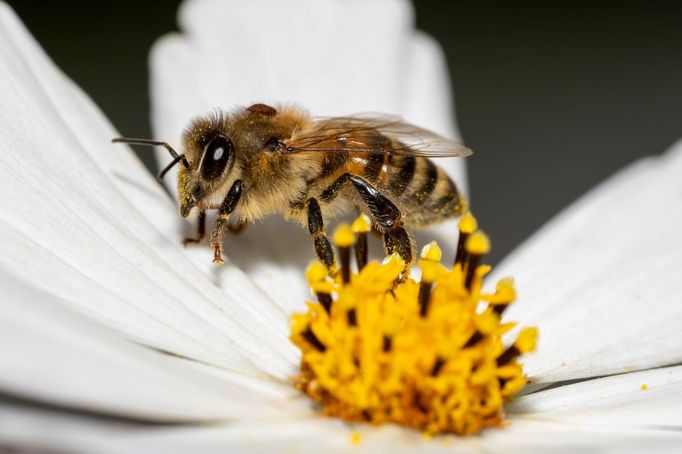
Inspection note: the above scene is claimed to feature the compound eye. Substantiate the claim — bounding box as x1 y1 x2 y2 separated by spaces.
201 136 233 181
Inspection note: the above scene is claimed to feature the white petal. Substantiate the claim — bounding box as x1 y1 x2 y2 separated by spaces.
0 3 296 377
4 408 680 454
150 0 466 310
0 270 298 421
509 365 682 428
481 418 682 454
407 31 468 260
0 404 134 454
492 139 682 382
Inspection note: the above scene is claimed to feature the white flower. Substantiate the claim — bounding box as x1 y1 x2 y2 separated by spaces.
0 0 681 452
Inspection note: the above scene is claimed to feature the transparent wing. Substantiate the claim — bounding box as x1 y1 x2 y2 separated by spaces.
286 114 472 158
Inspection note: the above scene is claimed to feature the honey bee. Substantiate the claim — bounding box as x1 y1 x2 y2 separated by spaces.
113 103 471 268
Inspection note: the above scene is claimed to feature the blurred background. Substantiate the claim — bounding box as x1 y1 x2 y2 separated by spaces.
8 0 682 263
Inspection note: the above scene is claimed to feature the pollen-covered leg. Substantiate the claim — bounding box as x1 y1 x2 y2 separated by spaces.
383 225 413 265
347 176 413 265
182 211 206 246
307 198 335 269
210 180 243 265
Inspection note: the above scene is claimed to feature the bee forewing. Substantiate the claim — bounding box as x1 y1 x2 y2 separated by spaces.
287 114 472 158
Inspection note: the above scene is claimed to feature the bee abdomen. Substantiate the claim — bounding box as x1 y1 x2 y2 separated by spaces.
400 158 464 225
427 173 464 215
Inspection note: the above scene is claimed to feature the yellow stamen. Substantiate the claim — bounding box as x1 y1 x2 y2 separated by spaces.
420 241 442 262
290 214 537 436
351 215 371 271
454 212 478 266
515 327 539 353
333 223 355 248
459 212 478 234
465 230 490 255
352 214 372 233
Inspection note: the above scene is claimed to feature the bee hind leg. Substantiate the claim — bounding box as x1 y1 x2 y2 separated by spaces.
383 225 413 266
348 175 413 266
307 198 335 270
320 174 413 266
183 211 206 246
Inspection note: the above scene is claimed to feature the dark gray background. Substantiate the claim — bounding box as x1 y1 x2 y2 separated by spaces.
9 0 682 263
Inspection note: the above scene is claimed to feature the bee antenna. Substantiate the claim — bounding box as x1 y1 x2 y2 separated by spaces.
111 137 190 180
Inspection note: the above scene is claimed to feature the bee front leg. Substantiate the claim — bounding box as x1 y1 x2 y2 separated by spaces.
210 180 243 265
183 211 206 246
307 198 335 270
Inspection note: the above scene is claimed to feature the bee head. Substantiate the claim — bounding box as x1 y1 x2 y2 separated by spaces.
178 110 240 218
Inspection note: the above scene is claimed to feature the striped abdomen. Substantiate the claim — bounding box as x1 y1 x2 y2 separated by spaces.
312 132 465 227
369 153 465 227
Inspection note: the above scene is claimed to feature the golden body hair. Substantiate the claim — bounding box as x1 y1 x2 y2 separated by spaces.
118 103 471 267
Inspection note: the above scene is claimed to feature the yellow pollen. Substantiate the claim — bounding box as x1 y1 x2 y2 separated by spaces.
334 223 356 248
420 241 443 262
352 213 372 233
419 259 441 283
466 230 490 255
515 327 539 353
483 277 516 305
305 261 328 283
290 216 537 436
305 261 334 294
458 212 478 234
350 432 362 445
641 384 648 391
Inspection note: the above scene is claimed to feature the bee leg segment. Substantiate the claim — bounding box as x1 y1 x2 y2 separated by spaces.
319 174 413 266
307 198 335 269
383 226 413 266
347 175 413 266
319 173 350 203
210 180 243 265
182 211 206 246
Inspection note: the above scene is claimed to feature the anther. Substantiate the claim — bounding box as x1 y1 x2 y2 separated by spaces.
464 230 490 290
454 212 477 267
382 335 392 352
418 243 442 317
305 262 334 313
431 357 446 376
497 327 538 366
352 214 371 271
347 309 357 326
301 326 326 352
463 331 484 348
418 261 439 317
420 241 442 262
334 224 355 284
418 280 433 317
485 277 516 317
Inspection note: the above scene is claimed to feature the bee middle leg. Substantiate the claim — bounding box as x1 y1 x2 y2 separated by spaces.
306 198 335 269
183 211 206 246
320 173 413 265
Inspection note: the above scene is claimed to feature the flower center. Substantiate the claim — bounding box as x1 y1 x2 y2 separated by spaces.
290 213 537 436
